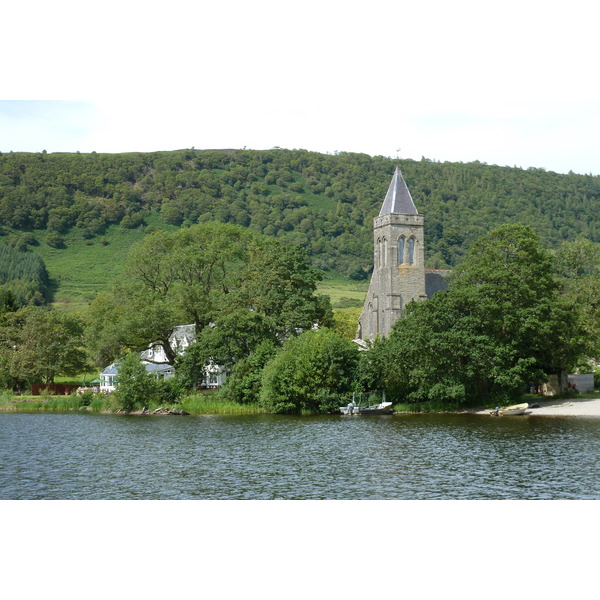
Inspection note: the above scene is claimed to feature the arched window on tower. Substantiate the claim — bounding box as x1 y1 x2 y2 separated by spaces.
398 236 405 265
377 238 382 268
383 237 387 267
408 236 415 265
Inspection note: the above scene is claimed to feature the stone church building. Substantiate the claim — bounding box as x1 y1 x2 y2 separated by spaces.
358 167 448 341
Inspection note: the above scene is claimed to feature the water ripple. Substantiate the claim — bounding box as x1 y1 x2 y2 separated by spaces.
0 413 598 499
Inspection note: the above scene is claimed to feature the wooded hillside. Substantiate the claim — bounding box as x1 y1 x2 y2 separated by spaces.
1 148 599 281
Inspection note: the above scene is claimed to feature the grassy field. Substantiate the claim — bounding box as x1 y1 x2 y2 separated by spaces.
28 212 178 312
317 273 368 308
25 215 368 313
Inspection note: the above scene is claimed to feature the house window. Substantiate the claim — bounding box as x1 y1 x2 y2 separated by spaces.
398 236 405 264
408 237 415 265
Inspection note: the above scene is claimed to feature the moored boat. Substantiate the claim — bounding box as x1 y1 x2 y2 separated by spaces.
490 402 529 416
340 392 394 415
356 401 394 415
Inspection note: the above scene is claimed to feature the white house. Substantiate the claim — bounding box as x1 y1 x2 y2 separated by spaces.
99 360 177 393
139 324 196 363
99 324 227 392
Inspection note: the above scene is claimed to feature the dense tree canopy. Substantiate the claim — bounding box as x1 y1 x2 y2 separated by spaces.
215 340 278 405
554 239 600 362
85 222 332 367
2 149 599 285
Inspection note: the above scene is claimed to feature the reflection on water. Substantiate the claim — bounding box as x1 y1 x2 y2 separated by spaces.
1 412 598 499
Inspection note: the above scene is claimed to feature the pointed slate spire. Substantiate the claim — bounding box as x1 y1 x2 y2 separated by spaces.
378 167 418 216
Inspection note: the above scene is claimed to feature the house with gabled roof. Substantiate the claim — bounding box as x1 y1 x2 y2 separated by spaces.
140 323 196 364
99 324 227 392
99 360 177 393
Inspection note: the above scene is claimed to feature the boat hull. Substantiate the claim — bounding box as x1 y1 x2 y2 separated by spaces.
340 402 394 415
490 403 529 416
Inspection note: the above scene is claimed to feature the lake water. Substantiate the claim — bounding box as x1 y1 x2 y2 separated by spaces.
1 412 598 500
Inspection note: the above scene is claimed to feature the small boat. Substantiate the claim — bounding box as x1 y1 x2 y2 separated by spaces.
490 403 529 416
357 401 394 415
340 401 394 415
340 392 394 415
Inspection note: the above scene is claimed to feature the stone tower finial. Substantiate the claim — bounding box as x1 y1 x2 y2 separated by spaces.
378 167 418 216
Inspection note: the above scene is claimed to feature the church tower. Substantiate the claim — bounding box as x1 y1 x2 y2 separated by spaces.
358 168 427 341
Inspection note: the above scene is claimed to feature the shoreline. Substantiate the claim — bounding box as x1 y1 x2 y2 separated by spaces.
473 396 600 417
3 396 600 417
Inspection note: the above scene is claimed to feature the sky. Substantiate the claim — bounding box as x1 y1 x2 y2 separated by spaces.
1 0 599 175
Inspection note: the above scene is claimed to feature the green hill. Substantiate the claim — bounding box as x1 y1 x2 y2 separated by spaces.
1 148 599 311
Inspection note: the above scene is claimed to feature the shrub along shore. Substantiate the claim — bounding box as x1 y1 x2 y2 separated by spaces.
2 391 598 416
0 392 265 415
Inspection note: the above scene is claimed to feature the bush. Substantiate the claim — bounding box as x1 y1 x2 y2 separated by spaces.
113 355 185 411
113 354 154 411
120 213 145 229
154 378 184 405
77 389 95 407
218 340 277 404
90 395 110 412
260 328 359 414
45 232 64 248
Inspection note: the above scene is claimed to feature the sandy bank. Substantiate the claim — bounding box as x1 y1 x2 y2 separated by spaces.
474 397 600 417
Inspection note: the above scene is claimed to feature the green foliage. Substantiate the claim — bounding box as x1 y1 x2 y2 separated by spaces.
260 328 360 414
86 222 331 367
89 394 111 412
217 340 278 404
331 307 362 339
0 280 44 311
2 149 599 310
77 389 95 406
153 377 185 405
103 355 184 413
176 312 277 390
0 244 50 306
44 232 64 248
554 239 600 359
178 393 264 414
0 305 89 386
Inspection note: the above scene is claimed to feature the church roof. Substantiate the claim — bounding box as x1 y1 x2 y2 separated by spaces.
378 167 418 216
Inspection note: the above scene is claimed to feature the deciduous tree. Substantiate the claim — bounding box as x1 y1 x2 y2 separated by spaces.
85 222 332 368
0 306 88 385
